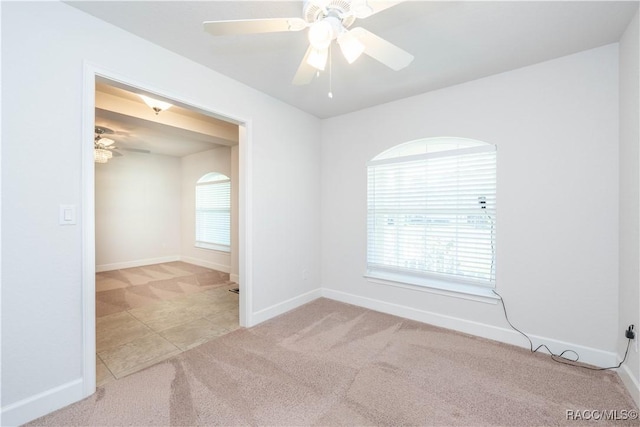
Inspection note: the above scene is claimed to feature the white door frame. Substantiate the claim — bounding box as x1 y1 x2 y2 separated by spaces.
81 62 253 396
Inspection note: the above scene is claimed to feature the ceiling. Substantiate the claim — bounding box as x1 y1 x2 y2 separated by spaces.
95 82 239 157
71 1 638 119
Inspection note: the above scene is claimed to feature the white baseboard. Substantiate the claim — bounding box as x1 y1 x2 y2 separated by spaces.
0 378 85 427
250 288 322 326
321 288 618 368
95 255 233 276
618 362 640 407
96 255 180 272
180 256 230 274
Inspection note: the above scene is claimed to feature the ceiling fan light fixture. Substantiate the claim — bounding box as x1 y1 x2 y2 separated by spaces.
138 94 173 115
94 148 113 164
201 0 413 87
307 47 329 71
338 30 365 64
308 19 334 50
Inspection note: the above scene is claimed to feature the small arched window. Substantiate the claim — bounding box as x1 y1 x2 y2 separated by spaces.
195 172 230 252
367 137 497 294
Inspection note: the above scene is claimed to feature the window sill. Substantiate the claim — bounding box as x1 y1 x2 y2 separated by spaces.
195 242 230 253
364 271 499 304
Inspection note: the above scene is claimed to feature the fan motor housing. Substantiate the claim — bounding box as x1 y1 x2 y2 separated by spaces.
303 0 356 27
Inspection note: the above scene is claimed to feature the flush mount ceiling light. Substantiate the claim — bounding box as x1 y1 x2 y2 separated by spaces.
203 0 414 86
138 94 173 115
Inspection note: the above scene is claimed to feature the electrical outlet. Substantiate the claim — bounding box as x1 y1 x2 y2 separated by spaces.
626 325 636 339
625 325 638 352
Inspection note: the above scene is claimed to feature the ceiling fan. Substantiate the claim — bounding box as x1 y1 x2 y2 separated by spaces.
94 126 122 163
203 0 414 85
94 125 153 163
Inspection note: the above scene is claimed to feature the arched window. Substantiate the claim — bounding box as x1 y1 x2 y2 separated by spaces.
195 172 230 252
367 137 497 295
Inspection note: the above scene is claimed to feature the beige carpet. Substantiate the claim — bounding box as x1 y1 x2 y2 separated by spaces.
30 298 638 426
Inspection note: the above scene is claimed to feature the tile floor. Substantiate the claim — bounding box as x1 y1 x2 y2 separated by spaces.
96 262 239 385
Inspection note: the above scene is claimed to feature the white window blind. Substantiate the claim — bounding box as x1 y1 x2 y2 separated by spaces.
195 173 231 252
367 144 497 288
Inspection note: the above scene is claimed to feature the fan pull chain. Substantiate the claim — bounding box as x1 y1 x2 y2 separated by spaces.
328 44 333 99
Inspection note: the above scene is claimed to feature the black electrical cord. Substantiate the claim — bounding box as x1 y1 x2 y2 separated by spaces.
492 289 631 371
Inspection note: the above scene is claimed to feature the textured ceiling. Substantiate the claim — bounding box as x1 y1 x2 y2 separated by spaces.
70 1 638 118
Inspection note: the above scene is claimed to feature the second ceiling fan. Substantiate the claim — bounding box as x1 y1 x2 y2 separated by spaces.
203 0 414 85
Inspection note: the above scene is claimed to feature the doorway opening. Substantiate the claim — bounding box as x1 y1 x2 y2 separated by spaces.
82 65 252 396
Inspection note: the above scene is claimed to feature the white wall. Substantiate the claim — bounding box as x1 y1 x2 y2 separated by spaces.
95 152 181 271
95 144 238 277
618 9 640 405
181 146 237 275
321 45 620 364
1 2 321 424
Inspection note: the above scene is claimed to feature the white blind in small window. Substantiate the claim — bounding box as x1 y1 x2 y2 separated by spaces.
196 177 231 252
367 145 496 287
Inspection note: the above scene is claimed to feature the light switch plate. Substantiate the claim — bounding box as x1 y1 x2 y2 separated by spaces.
59 204 77 225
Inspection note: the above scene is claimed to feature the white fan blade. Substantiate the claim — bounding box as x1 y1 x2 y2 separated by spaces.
350 0 404 19
121 147 151 154
350 27 413 71
292 46 318 86
100 137 115 147
203 18 307 36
